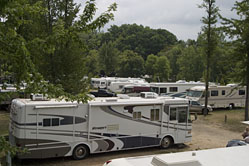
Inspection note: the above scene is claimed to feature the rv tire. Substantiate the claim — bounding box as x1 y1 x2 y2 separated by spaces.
229 104 234 110
160 136 173 149
73 144 89 160
202 109 209 115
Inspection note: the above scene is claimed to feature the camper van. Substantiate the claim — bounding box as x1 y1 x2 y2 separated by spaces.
9 94 192 160
150 80 205 95
103 145 249 166
186 84 246 109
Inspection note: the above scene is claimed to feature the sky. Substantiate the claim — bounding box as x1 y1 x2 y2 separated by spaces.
75 0 239 41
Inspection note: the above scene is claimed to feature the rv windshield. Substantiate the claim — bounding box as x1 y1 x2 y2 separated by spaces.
187 90 203 98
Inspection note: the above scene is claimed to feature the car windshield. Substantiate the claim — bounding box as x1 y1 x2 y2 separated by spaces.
187 90 203 97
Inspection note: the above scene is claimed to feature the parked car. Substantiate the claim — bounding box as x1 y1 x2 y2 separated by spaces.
189 100 213 114
90 89 116 97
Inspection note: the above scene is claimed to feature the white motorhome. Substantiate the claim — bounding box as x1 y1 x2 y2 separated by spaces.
150 80 205 95
108 81 149 93
186 84 246 109
91 77 147 90
9 94 192 159
103 145 249 166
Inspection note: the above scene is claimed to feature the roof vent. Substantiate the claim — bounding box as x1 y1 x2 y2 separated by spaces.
30 94 48 101
151 156 202 166
117 94 130 99
140 92 158 99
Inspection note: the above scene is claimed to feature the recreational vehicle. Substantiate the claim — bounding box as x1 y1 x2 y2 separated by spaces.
150 80 204 95
108 81 148 93
121 84 151 96
103 145 249 166
9 93 192 160
186 84 246 109
91 77 147 90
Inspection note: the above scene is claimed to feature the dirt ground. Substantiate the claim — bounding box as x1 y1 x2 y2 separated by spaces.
17 114 242 166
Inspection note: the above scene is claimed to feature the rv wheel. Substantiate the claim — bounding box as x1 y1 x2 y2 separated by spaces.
160 136 173 149
73 145 89 160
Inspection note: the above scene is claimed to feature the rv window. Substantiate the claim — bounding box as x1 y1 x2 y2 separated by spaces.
52 118 59 126
211 90 218 96
160 88 167 94
169 87 178 92
170 108 177 121
178 107 187 123
119 85 124 89
133 112 141 120
164 105 169 115
151 87 159 94
43 119 51 127
222 90 225 95
150 109 159 121
239 90 245 95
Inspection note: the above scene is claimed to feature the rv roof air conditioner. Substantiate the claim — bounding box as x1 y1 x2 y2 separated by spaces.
151 156 202 166
117 94 130 99
30 94 48 101
140 92 158 99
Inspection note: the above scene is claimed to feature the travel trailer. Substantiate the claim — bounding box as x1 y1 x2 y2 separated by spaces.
108 81 148 93
186 84 246 109
121 84 151 97
90 77 147 90
150 80 205 95
103 145 249 166
9 93 192 159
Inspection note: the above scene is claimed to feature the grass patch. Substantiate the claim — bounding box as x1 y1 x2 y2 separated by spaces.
0 110 9 136
198 109 246 133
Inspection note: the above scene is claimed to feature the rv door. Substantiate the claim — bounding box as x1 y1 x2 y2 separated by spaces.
169 106 188 143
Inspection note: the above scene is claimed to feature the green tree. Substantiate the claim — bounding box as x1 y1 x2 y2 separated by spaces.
98 41 119 76
220 0 249 120
177 46 204 81
158 43 185 81
117 50 145 77
101 24 177 59
199 0 219 115
154 56 171 82
145 54 157 77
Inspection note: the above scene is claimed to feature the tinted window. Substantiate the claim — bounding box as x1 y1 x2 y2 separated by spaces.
43 119 51 127
211 90 218 96
192 101 200 105
169 87 178 92
170 108 177 121
222 90 225 95
160 88 167 94
133 112 141 120
52 118 59 126
151 109 160 121
239 90 245 95
178 107 187 123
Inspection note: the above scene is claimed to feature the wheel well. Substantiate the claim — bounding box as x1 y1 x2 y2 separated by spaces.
73 143 90 154
161 135 174 144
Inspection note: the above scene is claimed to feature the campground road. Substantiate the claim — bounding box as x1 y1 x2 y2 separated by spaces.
17 116 241 166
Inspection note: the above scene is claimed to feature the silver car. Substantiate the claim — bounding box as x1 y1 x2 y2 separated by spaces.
189 100 213 114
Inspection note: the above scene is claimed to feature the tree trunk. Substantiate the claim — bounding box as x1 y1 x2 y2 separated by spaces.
245 52 249 121
204 0 212 116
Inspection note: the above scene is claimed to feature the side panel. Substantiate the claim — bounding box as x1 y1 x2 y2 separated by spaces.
89 104 162 153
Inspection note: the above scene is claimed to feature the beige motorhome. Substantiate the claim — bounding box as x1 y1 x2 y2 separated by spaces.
186 84 246 109
9 93 192 160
